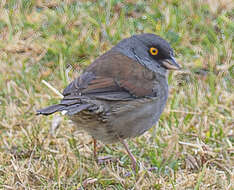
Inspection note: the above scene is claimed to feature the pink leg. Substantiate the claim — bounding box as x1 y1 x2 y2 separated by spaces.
93 138 117 164
93 138 97 159
119 138 137 171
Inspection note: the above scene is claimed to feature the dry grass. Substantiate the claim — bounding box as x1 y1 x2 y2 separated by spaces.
0 0 233 189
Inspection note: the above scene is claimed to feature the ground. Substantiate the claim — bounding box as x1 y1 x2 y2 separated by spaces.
0 0 233 189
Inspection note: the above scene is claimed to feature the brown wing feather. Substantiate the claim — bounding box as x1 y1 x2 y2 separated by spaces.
63 51 155 100
82 77 116 93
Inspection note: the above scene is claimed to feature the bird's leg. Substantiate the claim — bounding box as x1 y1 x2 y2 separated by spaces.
119 138 137 171
93 138 97 159
93 138 117 164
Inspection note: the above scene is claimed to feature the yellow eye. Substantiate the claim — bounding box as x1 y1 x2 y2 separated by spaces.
149 47 158 55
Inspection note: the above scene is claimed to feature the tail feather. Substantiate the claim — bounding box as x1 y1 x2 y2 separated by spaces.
66 104 91 115
37 103 92 116
37 104 65 115
60 99 82 105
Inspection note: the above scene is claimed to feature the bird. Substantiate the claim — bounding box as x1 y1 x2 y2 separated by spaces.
37 33 181 171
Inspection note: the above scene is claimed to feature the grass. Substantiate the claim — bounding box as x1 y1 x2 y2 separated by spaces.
0 0 233 189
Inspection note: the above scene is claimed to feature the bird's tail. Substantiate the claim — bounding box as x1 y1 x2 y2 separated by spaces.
37 98 92 116
37 104 66 115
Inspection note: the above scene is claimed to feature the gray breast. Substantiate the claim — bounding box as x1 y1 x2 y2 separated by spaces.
108 90 168 142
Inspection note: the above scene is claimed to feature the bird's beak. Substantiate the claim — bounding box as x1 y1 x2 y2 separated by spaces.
161 56 181 70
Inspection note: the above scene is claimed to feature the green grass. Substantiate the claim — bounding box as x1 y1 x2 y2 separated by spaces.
0 0 233 189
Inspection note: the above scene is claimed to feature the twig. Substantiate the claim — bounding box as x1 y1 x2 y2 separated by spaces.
166 109 202 115
179 141 201 149
42 80 64 98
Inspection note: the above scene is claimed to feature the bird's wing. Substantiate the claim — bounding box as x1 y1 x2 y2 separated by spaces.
63 51 156 101
37 51 157 116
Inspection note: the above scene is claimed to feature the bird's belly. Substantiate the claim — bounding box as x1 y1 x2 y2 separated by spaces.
109 97 166 140
69 111 117 143
70 97 167 144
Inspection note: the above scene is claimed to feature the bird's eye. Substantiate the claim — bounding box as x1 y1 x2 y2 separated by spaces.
149 47 158 56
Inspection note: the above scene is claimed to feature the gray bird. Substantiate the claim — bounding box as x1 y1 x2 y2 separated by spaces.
37 33 181 170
